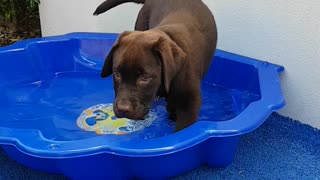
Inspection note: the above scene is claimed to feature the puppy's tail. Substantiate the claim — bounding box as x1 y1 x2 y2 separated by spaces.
93 0 145 15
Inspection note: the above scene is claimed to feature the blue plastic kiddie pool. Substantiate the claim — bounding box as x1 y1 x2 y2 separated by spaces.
0 33 285 179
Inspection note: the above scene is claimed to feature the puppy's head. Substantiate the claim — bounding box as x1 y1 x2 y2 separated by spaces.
101 30 186 120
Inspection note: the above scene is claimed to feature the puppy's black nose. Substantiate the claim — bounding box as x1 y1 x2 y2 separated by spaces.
116 101 132 117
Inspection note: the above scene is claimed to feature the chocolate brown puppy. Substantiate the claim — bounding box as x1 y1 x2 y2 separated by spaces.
94 0 217 132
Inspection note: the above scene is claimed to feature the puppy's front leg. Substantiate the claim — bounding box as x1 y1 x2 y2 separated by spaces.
174 97 201 132
169 87 202 132
166 101 177 121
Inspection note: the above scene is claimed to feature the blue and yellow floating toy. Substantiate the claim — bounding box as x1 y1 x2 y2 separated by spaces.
76 104 156 135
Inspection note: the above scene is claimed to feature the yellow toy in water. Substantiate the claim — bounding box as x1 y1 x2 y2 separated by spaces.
76 104 156 135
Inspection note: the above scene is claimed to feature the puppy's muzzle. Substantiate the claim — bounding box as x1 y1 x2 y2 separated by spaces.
115 100 133 118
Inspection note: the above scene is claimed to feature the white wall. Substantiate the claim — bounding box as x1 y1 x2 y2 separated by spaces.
39 0 320 129
39 0 140 36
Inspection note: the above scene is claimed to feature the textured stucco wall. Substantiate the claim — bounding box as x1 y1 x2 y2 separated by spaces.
39 0 320 129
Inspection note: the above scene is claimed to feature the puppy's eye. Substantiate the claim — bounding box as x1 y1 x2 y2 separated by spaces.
138 74 151 83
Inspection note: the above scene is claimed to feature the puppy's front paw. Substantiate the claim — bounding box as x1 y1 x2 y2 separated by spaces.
174 121 194 132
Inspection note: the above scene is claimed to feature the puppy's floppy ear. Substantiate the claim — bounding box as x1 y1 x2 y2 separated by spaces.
101 31 131 78
152 36 186 93
100 43 118 78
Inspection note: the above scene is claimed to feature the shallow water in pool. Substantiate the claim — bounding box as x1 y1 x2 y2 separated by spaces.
0 72 260 141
